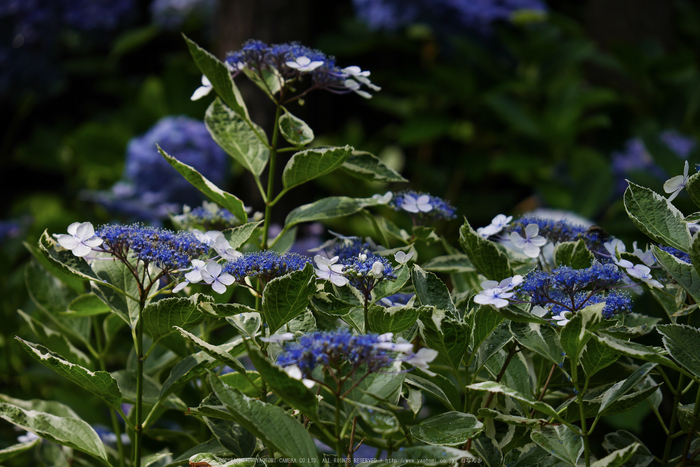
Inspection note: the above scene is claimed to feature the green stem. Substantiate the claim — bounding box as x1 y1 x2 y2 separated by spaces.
571 364 591 467
133 300 146 467
663 374 685 467
261 100 284 250
680 382 700 465
334 393 344 456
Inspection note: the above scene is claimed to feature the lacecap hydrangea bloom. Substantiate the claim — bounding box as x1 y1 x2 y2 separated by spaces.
171 201 244 231
95 224 209 272
276 329 438 382
223 251 311 283
86 116 228 222
390 190 457 221
223 40 380 99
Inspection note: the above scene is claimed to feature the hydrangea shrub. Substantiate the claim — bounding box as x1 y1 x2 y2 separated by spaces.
5 34 700 467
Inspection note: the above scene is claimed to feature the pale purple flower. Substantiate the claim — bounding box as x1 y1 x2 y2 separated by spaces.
477 214 513 238
401 194 432 213
54 222 103 257
509 223 547 258
664 160 689 202
473 275 523 308
625 263 663 289
200 261 235 294
191 75 212 101
314 255 348 287
394 251 414 264
286 56 324 72
402 348 438 376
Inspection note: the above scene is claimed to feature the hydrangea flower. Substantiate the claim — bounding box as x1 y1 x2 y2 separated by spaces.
151 0 216 30
505 216 606 253
200 261 234 294
86 116 228 223
314 255 348 287
224 251 311 283
351 0 547 34
517 263 631 319
390 190 457 221
190 75 212 101
224 40 379 100
664 160 690 202
477 214 513 238
509 224 547 258
95 224 209 272
657 245 691 264
54 221 103 257
276 329 438 381
171 202 243 231
474 275 523 308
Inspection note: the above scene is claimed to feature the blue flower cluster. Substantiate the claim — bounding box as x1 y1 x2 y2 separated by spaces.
612 131 696 195
352 0 547 34
389 190 457 221
96 224 209 272
225 40 378 98
505 216 607 252
59 0 135 31
326 238 397 295
88 116 228 223
518 263 631 319
223 251 310 283
150 0 216 30
657 245 691 264
276 329 395 378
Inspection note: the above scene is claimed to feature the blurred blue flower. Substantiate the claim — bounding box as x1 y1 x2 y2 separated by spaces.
151 0 217 30
352 0 547 34
88 116 229 223
612 131 696 196
58 0 135 31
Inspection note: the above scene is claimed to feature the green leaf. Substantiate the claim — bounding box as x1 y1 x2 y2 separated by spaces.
226 312 262 338
0 437 40 462
466 381 564 422
16 338 122 410
560 303 605 364
25 238 84 294
159 145 248 223
243 66 282 97
279 110 314 146
262 263 316 334
471 436 503 467
623 181 690 252
510 321 564 365
503 443 550 467
310 292 356 317
143 294 212 341
602 431 653 467
477 408 548 428
184 35 249 119
201 302 257 318
341 151 407 183
412 265 456 314
282 145 352 192
581 334 620 378
64 293 111 317
167 438 235 466
160 349 218 401
470 305 504 353
205 98 269 178
17 310 92 369
209 372 319 466
0 402 109 465
372 263 411 301
285 196 364 228
0 394 80 419
589 332 685 375
530 424 583 466
187 454 261 467
404 373 460 411
417 308 469 371
90 258 141 327
111 370 186 410
367 305 422 334
345 361 405 405
245 345 318 422
175 329 252 386
553 239 595 269
409 412 483 446
591 444 641 467
459 219 513 281
656 324 700 379
202 417 256 458
599 362 657 414
653 246 700 304
225 221 264 250
422 254 474 273
346 400 400 435
686 172 700 209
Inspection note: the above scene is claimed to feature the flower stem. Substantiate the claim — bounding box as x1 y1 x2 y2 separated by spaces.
261 100 283 250
663 373 685 466
133 299 146 467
